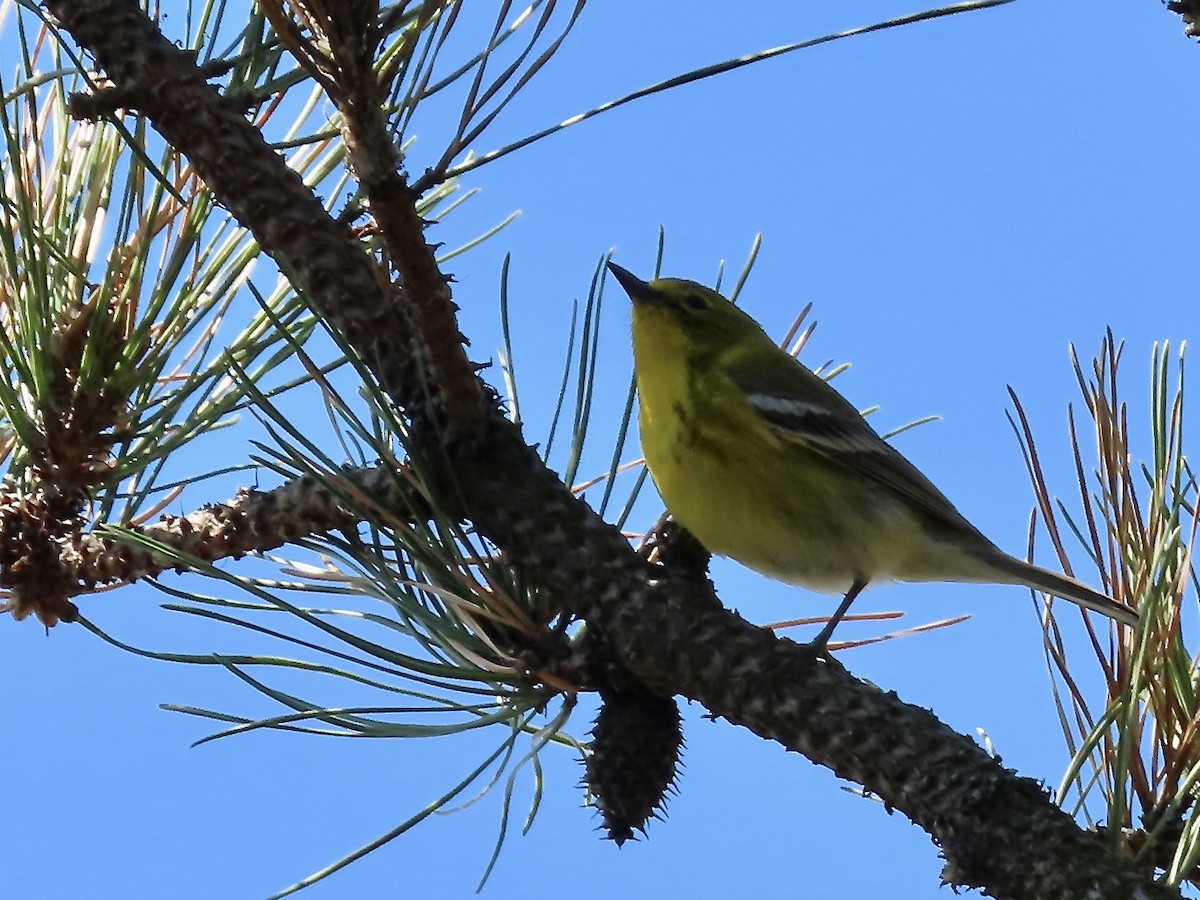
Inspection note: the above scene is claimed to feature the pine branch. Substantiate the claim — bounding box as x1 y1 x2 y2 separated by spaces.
1 463 425 621
1167 1 1200 39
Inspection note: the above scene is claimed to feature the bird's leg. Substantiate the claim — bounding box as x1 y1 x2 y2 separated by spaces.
807 579 867 656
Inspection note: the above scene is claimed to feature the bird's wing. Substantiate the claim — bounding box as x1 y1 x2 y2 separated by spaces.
729 359 983 538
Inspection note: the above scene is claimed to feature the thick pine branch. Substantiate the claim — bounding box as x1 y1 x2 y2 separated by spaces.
41 2 1174 896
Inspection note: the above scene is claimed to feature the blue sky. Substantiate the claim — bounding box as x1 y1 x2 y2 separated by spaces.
2 2 1196 898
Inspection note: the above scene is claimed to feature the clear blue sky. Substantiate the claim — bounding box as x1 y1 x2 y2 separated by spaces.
3 2 1196 898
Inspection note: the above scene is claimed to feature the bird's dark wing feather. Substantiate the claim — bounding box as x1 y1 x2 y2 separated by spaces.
729 362 984 539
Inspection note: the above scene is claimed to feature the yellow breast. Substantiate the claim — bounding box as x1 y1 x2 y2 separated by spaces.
634 346 928 592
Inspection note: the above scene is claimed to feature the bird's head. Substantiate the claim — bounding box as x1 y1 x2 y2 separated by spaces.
606 262 766 362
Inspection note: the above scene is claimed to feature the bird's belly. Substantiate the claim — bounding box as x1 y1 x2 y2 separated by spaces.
645 425 929 593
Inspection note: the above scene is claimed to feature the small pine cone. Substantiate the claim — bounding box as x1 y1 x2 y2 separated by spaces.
584 685 683 846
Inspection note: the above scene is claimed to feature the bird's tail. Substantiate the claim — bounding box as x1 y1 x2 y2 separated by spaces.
983 551 1138 627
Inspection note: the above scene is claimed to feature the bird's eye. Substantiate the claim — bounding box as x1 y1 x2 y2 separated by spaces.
684 293 708 311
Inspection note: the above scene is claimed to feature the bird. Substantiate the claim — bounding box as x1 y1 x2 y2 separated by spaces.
606 261 1137 647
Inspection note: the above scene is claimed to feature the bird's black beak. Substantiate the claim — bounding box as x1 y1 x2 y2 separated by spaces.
606 261 655 305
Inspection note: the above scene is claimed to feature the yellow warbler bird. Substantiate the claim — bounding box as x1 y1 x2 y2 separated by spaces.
606 262 1137 646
